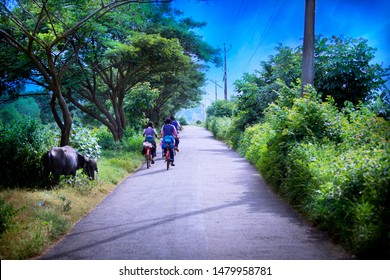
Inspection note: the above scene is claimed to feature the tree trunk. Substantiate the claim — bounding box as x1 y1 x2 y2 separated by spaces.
49 91 73 146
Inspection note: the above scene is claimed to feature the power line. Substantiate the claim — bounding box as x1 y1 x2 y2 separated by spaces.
225 0 248 43
208 78 222 101
244 0 288 70
247 0 272 44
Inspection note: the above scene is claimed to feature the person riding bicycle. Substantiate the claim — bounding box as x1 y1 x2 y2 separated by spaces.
170 116 181 152
161 118 178 166
143 121 159 164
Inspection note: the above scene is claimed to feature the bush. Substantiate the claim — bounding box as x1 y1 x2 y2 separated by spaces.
70 125 101 159
94 126 144 153
95 126 116 150
239 85 390 257
123 134 144 153
204 116 232 144
0 117 56 188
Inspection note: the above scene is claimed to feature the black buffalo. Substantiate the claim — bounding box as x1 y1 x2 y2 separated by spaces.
42 146 98 184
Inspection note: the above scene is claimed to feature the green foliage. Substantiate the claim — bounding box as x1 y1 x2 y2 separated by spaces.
95 126 117 150
177 115 188 126
0 97 41 125
315 35 390 107
0 44 30 99
238 85 390 257
0 105 19 124
232 44 302 132
124 82 159 131
95 125 143 153
204 116 233 143
0 117 56 188
69 125 101 159
233 36 390 123
206 100 235 118
0 198 17 234
122 134 144 153
1 1 220 144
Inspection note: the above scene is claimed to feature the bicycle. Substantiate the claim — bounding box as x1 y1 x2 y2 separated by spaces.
163 143 172 170
143 141 154 169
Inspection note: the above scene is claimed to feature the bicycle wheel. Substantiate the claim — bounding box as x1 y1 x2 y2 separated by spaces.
146 148 151 169
165 148 170 170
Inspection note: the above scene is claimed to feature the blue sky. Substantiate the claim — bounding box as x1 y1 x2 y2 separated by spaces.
171 0 390 104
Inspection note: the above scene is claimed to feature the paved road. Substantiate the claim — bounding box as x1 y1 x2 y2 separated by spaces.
41 126 349 260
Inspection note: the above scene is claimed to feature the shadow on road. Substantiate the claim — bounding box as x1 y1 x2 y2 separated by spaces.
41 184 336 259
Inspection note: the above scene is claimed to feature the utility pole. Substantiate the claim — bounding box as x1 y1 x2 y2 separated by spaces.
301 0 316 96
209 78 222 101
223 43 232 100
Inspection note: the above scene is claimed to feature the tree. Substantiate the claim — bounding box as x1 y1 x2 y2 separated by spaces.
124 82 159 131
206 99 234 118
315 35 390 107
0 45 30 103
0 0 172 146
140 4 222 67
147 62 206 124
60 3 220 138
63 31 191 140
233 44 301 130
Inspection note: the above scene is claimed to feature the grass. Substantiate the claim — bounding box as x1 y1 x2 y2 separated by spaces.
0 149 144 259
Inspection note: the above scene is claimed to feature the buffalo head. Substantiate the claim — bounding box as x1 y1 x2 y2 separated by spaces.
83 157 98 180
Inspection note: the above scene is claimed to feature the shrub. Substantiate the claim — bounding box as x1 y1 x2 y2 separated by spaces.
95 126 116 150
123 134 144 153
0 117 56 188
205 116 232 144
95 126 144 153
70 125 101 159
239 85 390 257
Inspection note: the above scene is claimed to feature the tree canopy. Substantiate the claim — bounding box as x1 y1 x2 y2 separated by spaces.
0 0 221 143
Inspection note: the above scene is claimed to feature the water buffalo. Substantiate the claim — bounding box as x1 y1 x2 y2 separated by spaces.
42 146 98 184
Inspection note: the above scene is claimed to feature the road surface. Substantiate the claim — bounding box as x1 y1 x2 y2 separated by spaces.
41 126 349 260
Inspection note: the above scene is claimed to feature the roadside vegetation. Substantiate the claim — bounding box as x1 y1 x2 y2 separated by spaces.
205 36 390 259
0 114 144 259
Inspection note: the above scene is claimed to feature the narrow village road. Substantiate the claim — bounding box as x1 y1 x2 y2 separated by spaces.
41 126 348 260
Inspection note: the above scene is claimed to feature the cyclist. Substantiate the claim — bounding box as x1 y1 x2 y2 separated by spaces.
143 121 159 164
161 118 178 166
170 116 181 151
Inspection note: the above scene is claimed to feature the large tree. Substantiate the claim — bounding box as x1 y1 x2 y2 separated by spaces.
147 62 206 124
0 0 171 145
63 31 191 140
59 2 219 140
